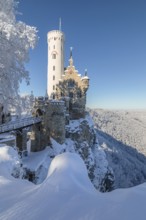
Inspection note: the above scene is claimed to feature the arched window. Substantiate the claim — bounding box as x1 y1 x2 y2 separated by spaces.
36 109 43 117
52 54 56 59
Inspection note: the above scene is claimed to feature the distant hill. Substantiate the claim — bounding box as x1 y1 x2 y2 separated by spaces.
89 109 146 188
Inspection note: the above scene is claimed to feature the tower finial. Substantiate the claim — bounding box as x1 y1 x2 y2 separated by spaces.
70 46 73 58
59 17 62 31
85 69 87 76
69 47 73 66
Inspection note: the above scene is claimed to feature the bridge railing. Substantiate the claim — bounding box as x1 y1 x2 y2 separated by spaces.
0 117 42 133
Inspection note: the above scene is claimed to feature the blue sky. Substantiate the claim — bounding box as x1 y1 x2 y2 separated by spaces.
17 0 146 109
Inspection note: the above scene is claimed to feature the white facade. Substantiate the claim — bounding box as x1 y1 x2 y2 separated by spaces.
47 30 64 99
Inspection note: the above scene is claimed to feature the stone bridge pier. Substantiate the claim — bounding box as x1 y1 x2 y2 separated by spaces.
16 128 28 157
30 122 50 152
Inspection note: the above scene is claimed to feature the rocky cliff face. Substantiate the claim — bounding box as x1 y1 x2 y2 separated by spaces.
65 114 115 192
16 114 114 192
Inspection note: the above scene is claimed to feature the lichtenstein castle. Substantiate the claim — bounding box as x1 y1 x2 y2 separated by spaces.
31 24 89 151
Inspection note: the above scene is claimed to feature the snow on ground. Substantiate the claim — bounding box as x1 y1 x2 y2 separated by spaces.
22 147 51 171
0 145 146 220
66 114 94 133
0 133 15 144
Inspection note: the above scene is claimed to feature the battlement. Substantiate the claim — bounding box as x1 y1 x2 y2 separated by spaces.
47 30 64 36
47 30 64 44
34 97 63 105
49 100 64 106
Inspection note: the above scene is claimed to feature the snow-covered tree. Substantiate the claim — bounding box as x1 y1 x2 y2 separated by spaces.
19 91 34 115
0 0 37 111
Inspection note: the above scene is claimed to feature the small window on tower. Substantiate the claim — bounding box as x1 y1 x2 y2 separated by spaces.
52 54 56 59
53 66 55 71
53 85 55 90
53 75 55 80
53 45 55 49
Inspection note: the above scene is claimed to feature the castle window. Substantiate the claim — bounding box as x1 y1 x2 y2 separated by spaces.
53 66 55 71
52 54 56 59
53 75 55 80
53 85 55 90
53 45 55 49
68 80 75 88
54 37 56 40
69 92 73 98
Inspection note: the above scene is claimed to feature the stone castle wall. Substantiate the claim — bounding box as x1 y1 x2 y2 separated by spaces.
31 98 65 151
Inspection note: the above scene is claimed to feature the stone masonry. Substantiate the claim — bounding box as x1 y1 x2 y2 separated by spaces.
56 55 89 119
31 97 65 151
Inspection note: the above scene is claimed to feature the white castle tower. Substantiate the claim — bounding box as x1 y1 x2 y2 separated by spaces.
47 21 65 99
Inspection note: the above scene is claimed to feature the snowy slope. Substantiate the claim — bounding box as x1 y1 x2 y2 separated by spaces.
0 145 146 220
89 109 146 188
89 109 146 154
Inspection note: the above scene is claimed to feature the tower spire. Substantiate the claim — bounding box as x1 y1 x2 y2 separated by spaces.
85 69 87 76
69 47 74 66
70 47 73 58
59 17 62 31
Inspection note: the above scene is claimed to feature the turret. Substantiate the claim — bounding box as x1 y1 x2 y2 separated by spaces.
81 69 89 92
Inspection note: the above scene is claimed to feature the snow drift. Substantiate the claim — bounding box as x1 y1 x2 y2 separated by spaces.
0 145 146 220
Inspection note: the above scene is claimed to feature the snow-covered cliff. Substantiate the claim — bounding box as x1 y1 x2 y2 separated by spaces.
19 114 114 192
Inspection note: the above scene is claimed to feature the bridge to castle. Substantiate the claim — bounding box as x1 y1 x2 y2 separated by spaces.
0 116 42 134
0 116 42 157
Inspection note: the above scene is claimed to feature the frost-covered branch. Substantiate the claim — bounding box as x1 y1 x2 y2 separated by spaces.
0 0 38 111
